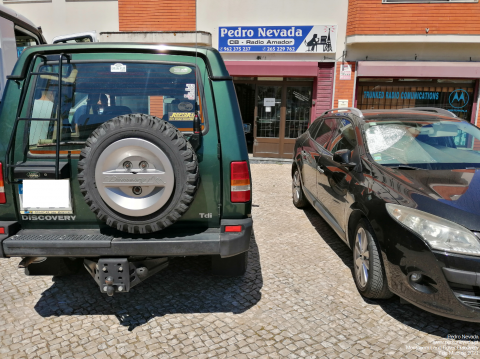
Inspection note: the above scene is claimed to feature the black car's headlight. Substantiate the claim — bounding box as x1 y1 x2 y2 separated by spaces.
386 203 480 256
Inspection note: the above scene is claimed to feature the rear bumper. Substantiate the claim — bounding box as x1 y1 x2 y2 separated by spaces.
0 218 252 258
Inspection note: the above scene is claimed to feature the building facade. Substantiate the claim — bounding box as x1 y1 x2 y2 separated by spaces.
3 0 119 43
340 0 480 129
5 0 480 158
198 0 349 158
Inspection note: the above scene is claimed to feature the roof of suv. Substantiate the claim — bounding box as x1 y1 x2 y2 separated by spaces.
11 43 230 80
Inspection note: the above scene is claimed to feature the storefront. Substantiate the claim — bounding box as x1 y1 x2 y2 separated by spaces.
354 61 480 124
220 25 338 159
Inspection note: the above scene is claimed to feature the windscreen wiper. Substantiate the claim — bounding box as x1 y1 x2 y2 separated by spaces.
36 141 85 147
387 165 423 170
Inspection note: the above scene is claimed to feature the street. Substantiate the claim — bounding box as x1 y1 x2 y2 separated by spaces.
1 164 479 358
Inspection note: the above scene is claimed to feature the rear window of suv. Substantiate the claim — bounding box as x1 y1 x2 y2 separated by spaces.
22 62 205 155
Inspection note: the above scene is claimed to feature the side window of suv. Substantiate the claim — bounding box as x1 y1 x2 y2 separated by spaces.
314 118 338 149
329 118 357 154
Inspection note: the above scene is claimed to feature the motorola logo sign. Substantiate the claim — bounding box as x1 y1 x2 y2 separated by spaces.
449 89 469 109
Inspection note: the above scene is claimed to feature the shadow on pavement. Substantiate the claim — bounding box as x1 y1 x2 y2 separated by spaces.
34 234 263 331
303 206 480 337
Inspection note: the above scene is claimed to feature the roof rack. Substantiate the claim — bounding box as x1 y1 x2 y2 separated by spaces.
400 107 457 118
323 107 364 118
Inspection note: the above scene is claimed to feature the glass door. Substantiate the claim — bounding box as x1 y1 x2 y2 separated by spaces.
253 85 284 158
282 85 312 158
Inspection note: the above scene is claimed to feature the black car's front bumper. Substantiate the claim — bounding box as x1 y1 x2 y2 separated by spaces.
376 214 480 322
0 218 252 259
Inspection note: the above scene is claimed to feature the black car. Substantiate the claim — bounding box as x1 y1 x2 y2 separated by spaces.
292 107 480 321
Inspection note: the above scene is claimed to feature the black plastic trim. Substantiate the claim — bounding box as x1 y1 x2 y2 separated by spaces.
219 218 253 258
443 267 480 286
0 221 21 258
2 219 252 258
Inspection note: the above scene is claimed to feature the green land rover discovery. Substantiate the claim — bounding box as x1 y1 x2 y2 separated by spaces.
0 43 253 295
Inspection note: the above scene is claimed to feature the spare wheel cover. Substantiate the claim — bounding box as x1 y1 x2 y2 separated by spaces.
95 138 175 217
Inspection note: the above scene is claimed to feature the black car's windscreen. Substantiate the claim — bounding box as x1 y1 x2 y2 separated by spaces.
364 120 480 170
23 62 203 154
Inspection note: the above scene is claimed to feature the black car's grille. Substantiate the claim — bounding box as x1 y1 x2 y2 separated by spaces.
456 293 480 309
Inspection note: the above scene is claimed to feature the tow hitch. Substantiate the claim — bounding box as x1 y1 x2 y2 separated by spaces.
84 257 168 296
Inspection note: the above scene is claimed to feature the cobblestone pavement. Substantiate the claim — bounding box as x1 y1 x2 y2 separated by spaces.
1 164 480 358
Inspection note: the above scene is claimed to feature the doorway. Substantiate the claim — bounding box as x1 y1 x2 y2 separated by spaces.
234 78 313 159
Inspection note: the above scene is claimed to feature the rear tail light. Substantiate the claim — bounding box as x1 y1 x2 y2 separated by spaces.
0 163 5 204
230 161 251 203
225 225 242 232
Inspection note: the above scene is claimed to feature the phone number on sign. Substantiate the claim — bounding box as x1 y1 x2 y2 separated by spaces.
220 47 296 52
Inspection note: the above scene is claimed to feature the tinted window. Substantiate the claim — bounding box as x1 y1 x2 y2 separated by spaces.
308 118 323 137
22 62 205 154
330 119 356 154
314 118 337 148
364 120 480 169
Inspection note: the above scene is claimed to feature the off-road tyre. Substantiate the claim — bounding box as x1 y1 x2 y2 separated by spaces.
353 218 393 299
292 167 309 208
78 114 199 234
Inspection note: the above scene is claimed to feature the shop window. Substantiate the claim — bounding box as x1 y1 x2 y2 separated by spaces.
356 78 476 122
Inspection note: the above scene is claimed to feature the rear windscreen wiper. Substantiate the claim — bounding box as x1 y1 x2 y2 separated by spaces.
36 141 85 147
387 165 423 170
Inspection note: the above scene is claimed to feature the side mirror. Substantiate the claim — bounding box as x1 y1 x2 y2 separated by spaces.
333 149 356 169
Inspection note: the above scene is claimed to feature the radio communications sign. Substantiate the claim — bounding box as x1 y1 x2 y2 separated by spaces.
218 25 337 53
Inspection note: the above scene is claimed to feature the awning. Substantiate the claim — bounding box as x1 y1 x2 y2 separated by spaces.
225 61 319 77
357 61 480 79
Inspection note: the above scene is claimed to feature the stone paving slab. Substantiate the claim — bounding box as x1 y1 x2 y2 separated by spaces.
0 164 480 358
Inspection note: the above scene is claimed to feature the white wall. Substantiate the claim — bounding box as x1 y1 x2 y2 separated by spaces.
197 0 348 62
3 0 119 43
347 42 480 63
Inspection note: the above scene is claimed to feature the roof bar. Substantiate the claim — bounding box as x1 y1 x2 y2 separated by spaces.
323 107 364 118
401 107 457 118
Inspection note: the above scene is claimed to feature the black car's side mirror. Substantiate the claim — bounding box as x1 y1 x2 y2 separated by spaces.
333 149 356 169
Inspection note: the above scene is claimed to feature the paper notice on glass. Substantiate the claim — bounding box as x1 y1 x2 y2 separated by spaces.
265 106 271 112
22 179 71 209
264 98 275 106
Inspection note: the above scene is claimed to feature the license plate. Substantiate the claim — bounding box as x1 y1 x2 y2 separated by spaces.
19 180 73 214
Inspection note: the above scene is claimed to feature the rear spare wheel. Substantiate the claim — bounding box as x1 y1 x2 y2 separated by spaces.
78 114 199 233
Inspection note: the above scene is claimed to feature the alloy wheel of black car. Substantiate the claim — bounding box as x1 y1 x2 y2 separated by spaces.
292 168 309 208
353 219 393 299
78 114 199 234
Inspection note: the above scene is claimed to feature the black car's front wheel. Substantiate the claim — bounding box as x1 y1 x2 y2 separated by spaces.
353 219 393 299
292 168 309 208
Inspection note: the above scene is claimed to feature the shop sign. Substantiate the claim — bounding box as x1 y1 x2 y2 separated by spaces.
219 25 337 53
357 79 475 121
340 65 351 80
